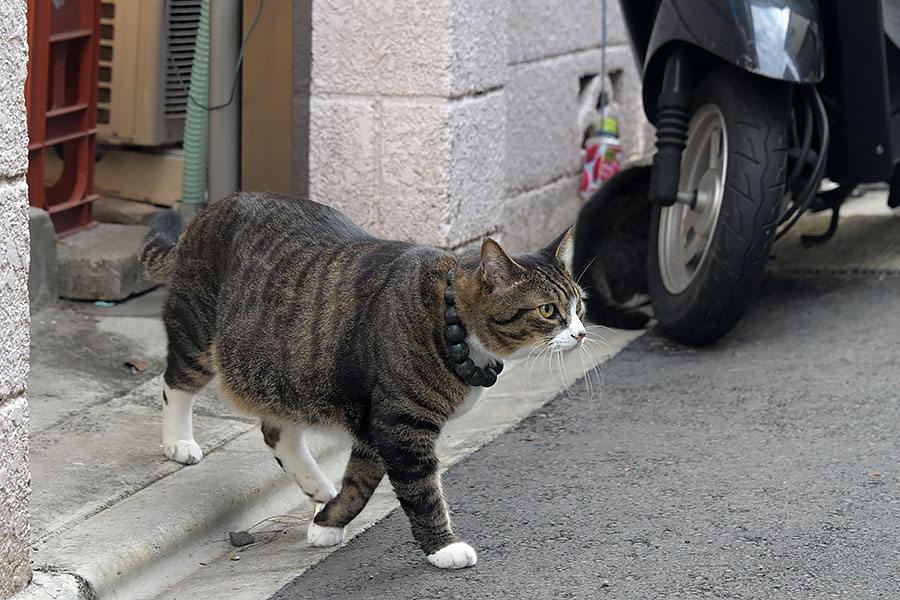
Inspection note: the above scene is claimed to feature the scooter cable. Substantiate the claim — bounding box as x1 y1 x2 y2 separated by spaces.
784 94 814 195
775 85 830 240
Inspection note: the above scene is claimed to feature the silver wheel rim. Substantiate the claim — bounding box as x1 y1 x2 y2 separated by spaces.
658 104 728 295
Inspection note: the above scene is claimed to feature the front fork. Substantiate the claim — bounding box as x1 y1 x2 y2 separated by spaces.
649 47 693 208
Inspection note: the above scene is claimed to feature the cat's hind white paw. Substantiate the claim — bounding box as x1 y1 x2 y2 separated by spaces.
307 521 345 547
427 542 477 569
164 439 203 464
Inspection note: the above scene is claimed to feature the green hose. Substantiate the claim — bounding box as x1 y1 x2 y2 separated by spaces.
179 0 211 219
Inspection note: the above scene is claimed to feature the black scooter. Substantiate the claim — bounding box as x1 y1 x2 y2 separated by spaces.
622 0 900 344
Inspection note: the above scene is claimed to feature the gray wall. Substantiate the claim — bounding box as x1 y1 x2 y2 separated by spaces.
0 0 33 597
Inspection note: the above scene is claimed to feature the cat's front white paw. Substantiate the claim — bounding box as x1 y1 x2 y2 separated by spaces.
307 521 345 547
164 439 203 464
303 478 337 504
427 542 477 569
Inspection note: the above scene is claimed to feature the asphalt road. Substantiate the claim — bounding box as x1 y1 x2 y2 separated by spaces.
271 275 900 599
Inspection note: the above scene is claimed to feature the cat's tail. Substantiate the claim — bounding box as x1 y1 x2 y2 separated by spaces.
140 210 184 283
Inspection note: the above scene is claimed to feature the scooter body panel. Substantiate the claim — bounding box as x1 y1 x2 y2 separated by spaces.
646 0 824 84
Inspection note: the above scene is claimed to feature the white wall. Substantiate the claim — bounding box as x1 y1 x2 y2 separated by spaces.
308 0 653 252
0 0 32 597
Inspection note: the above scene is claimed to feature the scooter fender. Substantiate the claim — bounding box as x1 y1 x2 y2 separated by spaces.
642 0 824 121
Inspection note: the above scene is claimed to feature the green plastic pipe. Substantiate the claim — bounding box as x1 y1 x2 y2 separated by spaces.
179 0 211 220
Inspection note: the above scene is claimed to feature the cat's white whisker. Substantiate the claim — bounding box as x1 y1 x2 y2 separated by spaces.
554 351 569 400
580 338 608 390
558 350 575 402
585 324 616 334
545 348 564 398
557 349 569 388
591 354 604 397
582 328 611 344
527 343 549 369
591 355 607 390
575 251 602 286
525 344 544 367
527 344 552 387
576 345 594 401
580 348 595 401
584 335 613 354
586 348 605 395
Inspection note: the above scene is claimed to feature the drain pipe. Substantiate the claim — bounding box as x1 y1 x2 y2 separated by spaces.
178 0 211 222
208 0 241 204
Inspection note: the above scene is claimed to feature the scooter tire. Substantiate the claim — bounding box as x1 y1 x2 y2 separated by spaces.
648 65 790 345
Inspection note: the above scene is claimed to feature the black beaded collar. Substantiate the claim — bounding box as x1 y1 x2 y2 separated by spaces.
444 268 503 387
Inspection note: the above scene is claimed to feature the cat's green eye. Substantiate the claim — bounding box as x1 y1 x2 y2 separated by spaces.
538 304 555 319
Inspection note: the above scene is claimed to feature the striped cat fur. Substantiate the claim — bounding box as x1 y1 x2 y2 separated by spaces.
140 193 587 569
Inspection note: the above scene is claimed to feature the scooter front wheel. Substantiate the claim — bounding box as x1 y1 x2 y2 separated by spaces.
648 65 790 345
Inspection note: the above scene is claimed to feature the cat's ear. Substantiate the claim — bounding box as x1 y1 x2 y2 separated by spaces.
544 227 575 275
481 238 525 293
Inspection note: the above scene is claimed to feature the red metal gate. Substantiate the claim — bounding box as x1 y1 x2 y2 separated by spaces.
25 0 101 237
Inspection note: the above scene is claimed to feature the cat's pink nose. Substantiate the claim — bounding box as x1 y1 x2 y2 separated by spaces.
572 332 586 341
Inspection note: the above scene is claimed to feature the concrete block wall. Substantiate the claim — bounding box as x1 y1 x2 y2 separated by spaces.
500 0 654 251
0 0 32 597
307 0 653 252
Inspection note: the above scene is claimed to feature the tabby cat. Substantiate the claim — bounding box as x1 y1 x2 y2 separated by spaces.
140 193 587 569
573 165 651 329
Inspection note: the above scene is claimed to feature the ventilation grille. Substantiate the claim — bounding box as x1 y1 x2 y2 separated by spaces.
97 2 115 124
165 0 201 118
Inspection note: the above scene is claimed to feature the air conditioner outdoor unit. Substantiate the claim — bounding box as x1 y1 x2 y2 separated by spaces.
97 0 200 147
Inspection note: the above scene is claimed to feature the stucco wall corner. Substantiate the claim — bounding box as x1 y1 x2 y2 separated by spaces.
0 0 35 598
311 0 453 97
308 97 379 231
445 92 505 248
448 0 508 97
379 100 452 246
0 179 30 400
0 394 31 599
0 0 29 179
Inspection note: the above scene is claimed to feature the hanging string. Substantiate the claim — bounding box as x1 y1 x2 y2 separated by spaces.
600 0 607 125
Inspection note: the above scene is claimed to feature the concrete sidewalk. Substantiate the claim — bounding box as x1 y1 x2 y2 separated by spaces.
17 286 641 600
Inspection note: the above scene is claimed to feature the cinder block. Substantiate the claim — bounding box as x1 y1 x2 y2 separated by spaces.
379 99 451 246
508 0 629 65
57 224 156 301
497 175 583 253
449 0 508 96
505 56 583 194
0 394 30 599
92 197 163 226
28 207 58 314
93 148 183 207
446 91 506 247
308 97 379 232
0 0 28 179
0 179 29 400
311 0 452 97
